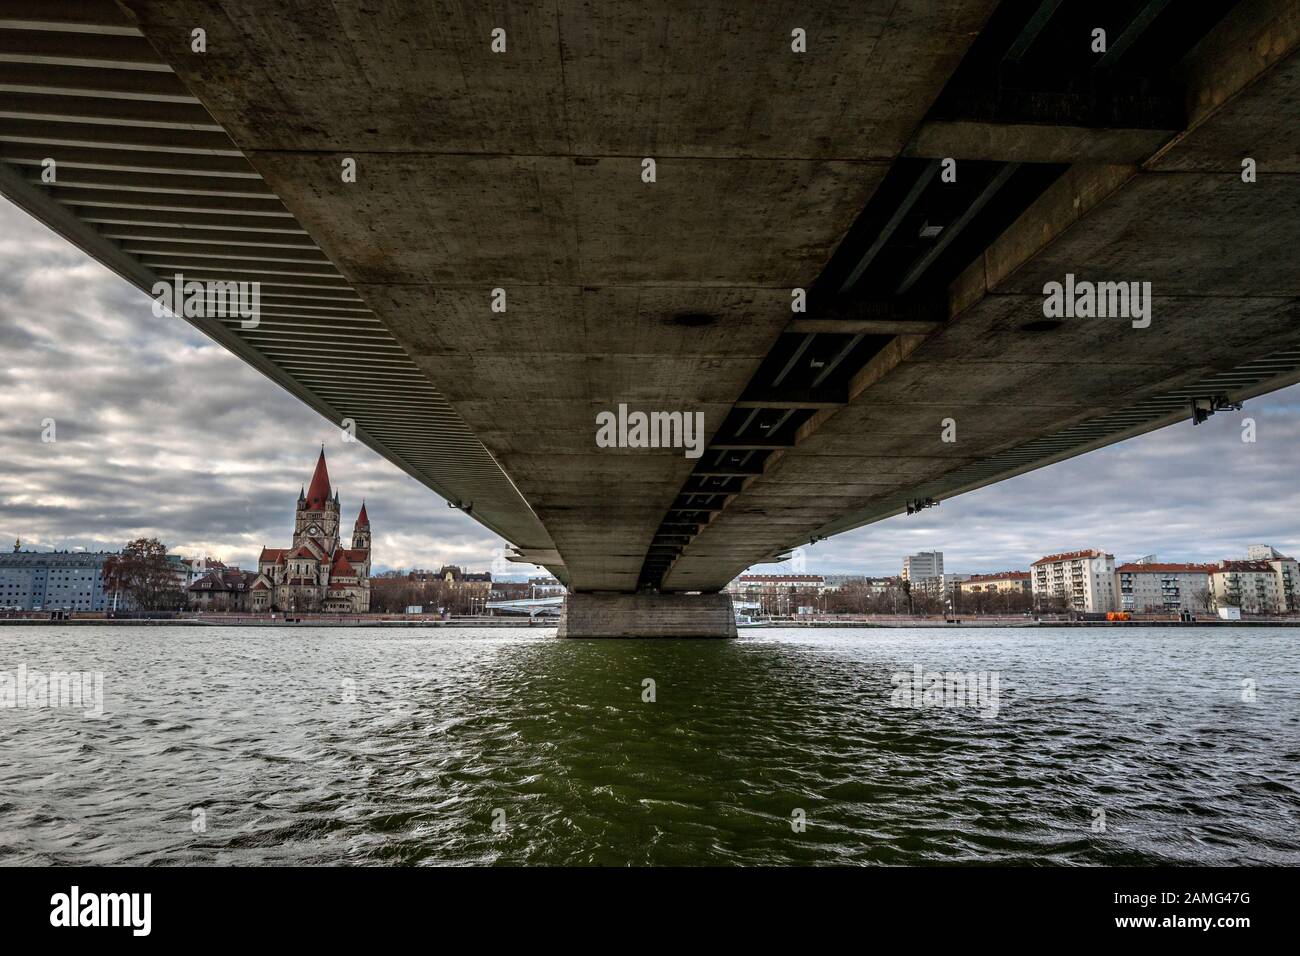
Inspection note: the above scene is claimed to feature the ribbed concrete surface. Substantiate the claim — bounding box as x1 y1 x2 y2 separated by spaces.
0 3 555 560
557 592 736 639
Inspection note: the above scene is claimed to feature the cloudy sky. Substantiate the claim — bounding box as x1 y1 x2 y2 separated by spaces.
2 198 1297 577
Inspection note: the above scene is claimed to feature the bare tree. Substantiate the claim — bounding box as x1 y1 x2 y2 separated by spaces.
103 538 184 611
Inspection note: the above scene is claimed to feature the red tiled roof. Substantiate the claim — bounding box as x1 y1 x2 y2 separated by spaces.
964 571 1031 582
259 548 288 563
1116 563 1216 573
290 545 317 559
305 448 331 510
342 548 368 562
1032 549 1111 566
331 552 355 576
251 580 269 591
1219 560 1276 572
356 501 369 527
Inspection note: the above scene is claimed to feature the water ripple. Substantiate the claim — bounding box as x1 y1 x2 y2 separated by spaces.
1 625 1298 865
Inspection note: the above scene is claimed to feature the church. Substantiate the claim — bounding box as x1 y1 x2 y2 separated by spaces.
251 448 372 613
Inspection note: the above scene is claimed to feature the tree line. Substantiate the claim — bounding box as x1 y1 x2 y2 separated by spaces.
369 576 486 615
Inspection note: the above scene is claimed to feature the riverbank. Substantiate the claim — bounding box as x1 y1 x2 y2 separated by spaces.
0 616 556 627
3 615 1298 628
779 618 1300 627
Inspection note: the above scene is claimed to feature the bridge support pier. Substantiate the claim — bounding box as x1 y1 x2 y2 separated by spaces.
556 592 737 639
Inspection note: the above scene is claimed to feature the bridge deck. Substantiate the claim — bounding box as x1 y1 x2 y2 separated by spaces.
4 1 1298 594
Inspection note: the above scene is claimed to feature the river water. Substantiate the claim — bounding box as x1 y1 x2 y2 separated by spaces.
1 625 1297 865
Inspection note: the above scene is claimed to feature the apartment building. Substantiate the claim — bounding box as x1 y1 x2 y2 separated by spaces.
729 573 826 616
1247 545 1299 611
1031 549 1117 613
1115 561 1215 613
1212 560 1284 613
901 550 944 593
932 573 971 596
0 546 114 612
957 571 1032 596
730 573 827 596
821 574 896 593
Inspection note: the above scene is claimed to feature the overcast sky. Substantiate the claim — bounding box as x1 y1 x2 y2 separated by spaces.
2 199 1297 576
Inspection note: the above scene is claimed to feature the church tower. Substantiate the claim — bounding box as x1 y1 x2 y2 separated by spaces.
293 446 339 554
258 447 373 614
352 501 371 550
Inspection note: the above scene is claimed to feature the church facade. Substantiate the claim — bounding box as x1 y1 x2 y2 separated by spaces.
251 448 372 613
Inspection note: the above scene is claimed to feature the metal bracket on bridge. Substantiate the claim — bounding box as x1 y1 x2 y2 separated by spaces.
906 497 940 515
1191 395 1243 426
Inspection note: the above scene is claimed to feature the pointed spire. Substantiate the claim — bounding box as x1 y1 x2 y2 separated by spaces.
305 447 332 510
356 500 369 527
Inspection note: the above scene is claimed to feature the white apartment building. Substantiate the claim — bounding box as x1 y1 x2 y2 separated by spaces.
1115 562 1215 613
730 573 826 593
1031 549 1117 613
728 573 827 616
822 574 896 594
1212 560 1283 613
1247 545 1299 611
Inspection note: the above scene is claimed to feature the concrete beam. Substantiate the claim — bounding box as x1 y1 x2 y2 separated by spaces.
905 119 1176 164
789 317 941 335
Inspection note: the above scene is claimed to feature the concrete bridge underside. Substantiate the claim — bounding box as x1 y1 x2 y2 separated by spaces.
2 1 1298 636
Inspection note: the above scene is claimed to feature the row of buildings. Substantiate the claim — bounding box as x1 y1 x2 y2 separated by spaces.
725 543 1299 616
2 449 377 614
0 543 229 612
893 546 1298 615
1028 545 1298 615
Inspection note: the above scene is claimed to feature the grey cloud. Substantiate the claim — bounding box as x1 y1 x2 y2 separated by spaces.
798 393 1300 576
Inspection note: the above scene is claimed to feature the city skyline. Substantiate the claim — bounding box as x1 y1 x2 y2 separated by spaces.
3 198 1298 577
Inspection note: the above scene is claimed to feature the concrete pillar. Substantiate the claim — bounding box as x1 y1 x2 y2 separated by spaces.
556 592 737 639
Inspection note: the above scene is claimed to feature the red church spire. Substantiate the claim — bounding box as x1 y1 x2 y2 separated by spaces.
356 500 369 527
305 446 332 510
